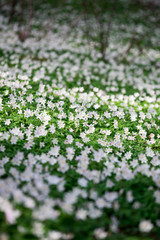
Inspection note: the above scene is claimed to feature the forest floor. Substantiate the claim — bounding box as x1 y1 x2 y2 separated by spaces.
0 1 160 239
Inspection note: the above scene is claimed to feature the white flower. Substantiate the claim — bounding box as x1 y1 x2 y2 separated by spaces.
32 222 44 237
48 231 62 240
114 120 118 129
96 198 106 209
49 146 60 157
0 197 20 224
24 109 34 118
106 130 111 135
52 138 58 144
0 145 5 152
80 132 86 138
78 178 88 187
104 111 111 118
139 154 147 163
5 119 11 125
94 228 108 239
146 147 155 157
104 192 118 202
40 142 45 147
154 190 160 204
58 120 65 129
139 220 153 233
82 137 89 143
10 136 18 144
26 94 33 103
34 125 47 137
124 151 132 160
49 124 55 134
76 209 87 220
76 142 83 149
66 135 73 144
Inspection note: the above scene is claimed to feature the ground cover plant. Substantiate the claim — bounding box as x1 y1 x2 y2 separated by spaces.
0 0 160 239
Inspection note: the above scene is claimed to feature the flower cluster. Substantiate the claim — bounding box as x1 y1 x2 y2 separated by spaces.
0 3 160 240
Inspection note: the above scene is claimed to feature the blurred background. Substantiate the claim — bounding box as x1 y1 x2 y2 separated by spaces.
0 0 160 62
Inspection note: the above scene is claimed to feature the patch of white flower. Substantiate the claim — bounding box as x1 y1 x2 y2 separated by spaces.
0 3 160 239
